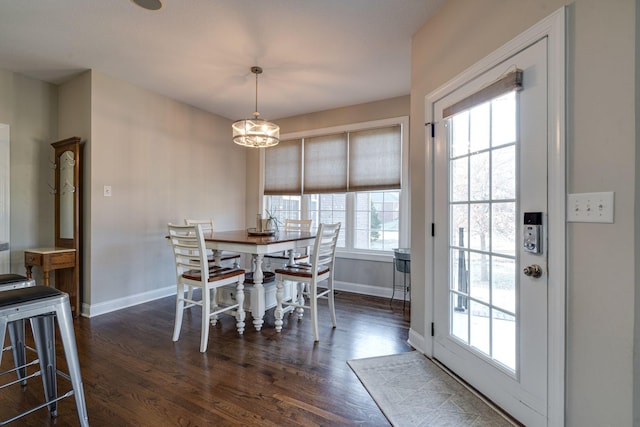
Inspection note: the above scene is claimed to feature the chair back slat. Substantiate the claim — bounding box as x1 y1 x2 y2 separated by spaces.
310 223 341 276
185 219 214 234
284 219 312 232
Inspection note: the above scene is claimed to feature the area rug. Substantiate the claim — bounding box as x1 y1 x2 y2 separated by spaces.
347 351 514 427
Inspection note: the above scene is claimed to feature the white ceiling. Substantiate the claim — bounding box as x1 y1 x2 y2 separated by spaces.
0 0 444 120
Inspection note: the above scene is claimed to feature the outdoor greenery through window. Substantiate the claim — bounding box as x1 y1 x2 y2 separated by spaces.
263 117 408 256
265 191 400 252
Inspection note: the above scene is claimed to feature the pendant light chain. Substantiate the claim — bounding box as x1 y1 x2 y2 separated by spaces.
254 69 259 118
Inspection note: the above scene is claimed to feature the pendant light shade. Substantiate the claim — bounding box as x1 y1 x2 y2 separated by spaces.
232 66 280 148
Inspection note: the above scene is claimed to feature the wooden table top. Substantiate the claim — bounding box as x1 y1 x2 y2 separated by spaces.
202 229 315 245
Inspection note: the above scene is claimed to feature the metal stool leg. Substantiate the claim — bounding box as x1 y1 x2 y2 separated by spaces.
55 298 89 427
31 314 58 417
7 320 27 386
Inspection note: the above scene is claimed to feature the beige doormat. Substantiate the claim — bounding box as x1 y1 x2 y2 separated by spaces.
347 351 515 427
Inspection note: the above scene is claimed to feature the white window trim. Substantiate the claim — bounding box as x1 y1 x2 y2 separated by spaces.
260 116 410 260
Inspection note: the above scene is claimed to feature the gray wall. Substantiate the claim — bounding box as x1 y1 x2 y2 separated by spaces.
0 69 58 278
411 0 637 425
75 71 248 314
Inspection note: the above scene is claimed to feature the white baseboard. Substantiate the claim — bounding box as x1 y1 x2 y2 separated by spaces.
82 285 176 317
82 280 401 318
334 280 394 299
408 328 428 355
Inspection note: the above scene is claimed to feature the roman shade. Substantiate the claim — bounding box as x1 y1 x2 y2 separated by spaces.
264 138 302 195
264 124 402 195
443 69 523 119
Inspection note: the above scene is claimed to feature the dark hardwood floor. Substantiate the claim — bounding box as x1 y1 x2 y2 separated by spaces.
1 291 412 426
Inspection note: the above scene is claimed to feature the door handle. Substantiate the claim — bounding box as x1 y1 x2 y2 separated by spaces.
523 264 542 278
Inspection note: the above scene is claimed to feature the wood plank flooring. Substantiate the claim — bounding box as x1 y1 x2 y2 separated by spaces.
0 291 412 426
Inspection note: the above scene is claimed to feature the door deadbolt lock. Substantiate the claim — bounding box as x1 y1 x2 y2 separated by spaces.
523 264 542 278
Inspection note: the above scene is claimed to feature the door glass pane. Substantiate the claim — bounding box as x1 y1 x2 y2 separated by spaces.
450 248 469 298
447 90 518 373
470 151 490 201
492 202 516 257
450 111 469 157
451 206 468 249
493 309 516 370
492 257 515 313
469 251 490 303
492 145 516 199
451 157 468 202
491 92 516 147
469 203 490 251
451 293 469 342
470 301 490 356
470 102 490 153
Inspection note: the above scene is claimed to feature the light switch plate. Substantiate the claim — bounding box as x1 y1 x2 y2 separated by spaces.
103 185 112 197
567 192 614 223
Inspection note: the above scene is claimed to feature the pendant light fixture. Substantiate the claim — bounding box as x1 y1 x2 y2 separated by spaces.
232 66 280 148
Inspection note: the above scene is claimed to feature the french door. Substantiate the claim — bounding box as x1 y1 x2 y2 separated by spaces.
432 38 550 426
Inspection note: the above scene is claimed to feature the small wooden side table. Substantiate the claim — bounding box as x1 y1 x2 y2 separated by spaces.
25 247 79 316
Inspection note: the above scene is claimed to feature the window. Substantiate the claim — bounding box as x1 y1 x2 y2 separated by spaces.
263 117 409 257
309 194 347 248
355 190 400 251
266 195 301 224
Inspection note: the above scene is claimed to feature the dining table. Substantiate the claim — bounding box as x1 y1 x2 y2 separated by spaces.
203 229 315 331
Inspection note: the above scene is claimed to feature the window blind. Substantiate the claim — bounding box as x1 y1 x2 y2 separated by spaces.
349 125 401 191
264 138 302 195
264 123 402 195
443 69 523 119
303 133 348 194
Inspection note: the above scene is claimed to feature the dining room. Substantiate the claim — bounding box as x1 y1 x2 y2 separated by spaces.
1 0 639 425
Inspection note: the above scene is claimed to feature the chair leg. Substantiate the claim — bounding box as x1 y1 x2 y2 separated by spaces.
7 320 27 386
210 288 219 326
55 300 89 427
235 279 245 335
310 283 319 342
328 277 337 328
200 287 211 353
173 286 185 342
274 277 285 333
31 315 58 417
296 282 305 319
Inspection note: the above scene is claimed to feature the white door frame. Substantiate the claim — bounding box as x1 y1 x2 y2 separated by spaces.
0 124 9 273
423 8 566 426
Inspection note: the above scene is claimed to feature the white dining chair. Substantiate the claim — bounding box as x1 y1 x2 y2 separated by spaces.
168 223 246 352
264 218 313 271
274 222 341 341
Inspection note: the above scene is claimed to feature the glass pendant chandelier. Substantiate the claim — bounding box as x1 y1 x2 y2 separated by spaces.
232 66 280 148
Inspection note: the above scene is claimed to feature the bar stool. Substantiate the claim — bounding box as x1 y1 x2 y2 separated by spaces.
0 274 36 386
0 286 89 426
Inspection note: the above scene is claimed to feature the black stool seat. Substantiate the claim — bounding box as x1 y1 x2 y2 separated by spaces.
244 271 275 284
0 274 32 285
0 286 62 308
